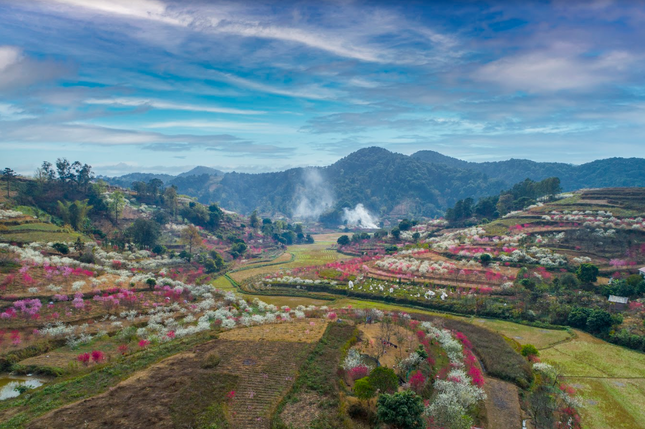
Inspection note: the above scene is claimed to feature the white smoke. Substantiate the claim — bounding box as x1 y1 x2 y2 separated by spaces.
342 204 379 229
292 168 334 219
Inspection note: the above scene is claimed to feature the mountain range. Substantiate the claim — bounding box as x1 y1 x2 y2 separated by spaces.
104 147 645 218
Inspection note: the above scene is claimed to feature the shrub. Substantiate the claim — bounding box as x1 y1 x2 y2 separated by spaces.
377 390 424 429
368 367 399 394
201 352 221 369
354 377 375 401
587 309 614 333
576 263 599 284
91 350 105 363
567 307 591 329
52 243 69 254
77 352 90 366
78 252 95 264
409 370 426 394
349 365 370 381
521 344 539 358
146 278 157 290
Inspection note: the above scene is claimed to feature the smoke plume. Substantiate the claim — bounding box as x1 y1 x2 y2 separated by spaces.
342 204 379 229
292 168 334 219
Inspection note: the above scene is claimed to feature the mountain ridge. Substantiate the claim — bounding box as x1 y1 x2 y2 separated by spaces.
103 147 645 217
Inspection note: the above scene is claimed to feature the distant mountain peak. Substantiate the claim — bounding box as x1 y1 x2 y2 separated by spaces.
177 166 224 178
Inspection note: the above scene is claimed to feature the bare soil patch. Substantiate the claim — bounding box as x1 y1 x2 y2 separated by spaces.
28 338 312 429
218 319 328 343
483 376 521 429
279 391 324 429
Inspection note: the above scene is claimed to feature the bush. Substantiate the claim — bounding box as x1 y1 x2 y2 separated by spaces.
337 235 350 246
576 263 599 283
354 377 375 401
52 242 69 254
152 244 167 255
521 344 539 358
587 309 613 333
376 390 424 429
348 402 375 422
78 252 95 264
368 367 398 394
201 352 221 369
567 307 591 329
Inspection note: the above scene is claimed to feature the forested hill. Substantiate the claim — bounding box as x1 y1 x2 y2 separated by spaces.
411 150 645 190
105 147 645 218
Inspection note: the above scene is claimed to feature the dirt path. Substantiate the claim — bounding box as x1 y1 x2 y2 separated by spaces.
483 377 522 429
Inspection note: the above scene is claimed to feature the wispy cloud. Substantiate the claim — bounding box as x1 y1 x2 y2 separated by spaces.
143 120 296 134
475 48 638 92
84 97 265 115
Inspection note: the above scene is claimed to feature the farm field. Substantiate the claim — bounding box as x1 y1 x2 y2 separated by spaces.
229 234 350 284
540 331 645 429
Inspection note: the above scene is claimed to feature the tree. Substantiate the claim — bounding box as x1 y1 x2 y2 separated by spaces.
496 194 514 216
354 377 376 403
180 225 202 262
55 158 73 183
586 309 613 333
567 307 591 329
337 235 350 246
204 250 225 273
479 253 492 265
376 390 424 429
391 227 401 240
521 344 540 358
126 218 161 248
74 163 94 192
399 219 413 231
249 210 261 228
2 168 17 198
576 263 599 284
368 367 398 394
163 186 178 219
230 242 247 258
108 191 126 225
57 200 93 231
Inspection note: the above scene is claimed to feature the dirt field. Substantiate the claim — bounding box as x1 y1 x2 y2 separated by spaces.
218 319 328 343
28 337 313 429
483 377 522 429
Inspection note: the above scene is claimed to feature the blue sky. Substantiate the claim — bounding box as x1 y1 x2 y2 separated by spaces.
1 0 644 176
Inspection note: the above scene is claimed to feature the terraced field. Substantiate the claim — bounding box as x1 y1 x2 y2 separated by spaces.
27 321 324 429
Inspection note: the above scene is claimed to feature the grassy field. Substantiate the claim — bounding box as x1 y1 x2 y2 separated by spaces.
0 221 90 244
539 331 645 429
229 236 350 284
470 319 572 349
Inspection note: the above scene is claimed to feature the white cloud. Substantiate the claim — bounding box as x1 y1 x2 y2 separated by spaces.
0 103 35 120
84 97 265 115
0 46 22 71
475 49 638 92
143 120 296 134
45 0 187 25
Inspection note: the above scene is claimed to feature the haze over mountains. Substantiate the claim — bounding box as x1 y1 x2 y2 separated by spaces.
105 147 645 218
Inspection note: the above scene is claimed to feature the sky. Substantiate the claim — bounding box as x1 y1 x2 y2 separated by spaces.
1 0 644 177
